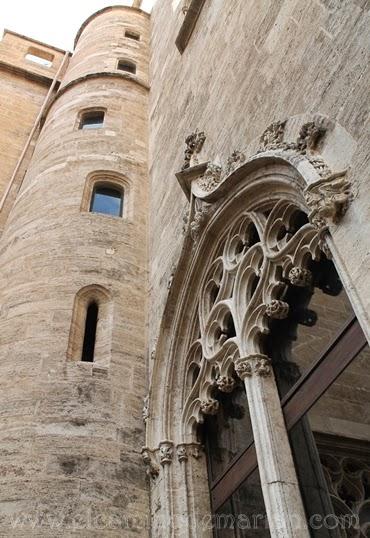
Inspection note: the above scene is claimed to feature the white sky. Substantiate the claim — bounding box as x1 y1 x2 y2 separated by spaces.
0 0 156 51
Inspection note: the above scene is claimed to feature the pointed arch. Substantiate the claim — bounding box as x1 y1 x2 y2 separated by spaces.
67 284 113 367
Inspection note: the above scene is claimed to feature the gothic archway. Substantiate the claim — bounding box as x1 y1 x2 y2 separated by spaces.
144 114 365 538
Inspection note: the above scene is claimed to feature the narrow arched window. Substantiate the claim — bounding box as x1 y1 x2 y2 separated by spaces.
81 302 98 362
90 185 123 217
117 60 136 74
67 285 112 365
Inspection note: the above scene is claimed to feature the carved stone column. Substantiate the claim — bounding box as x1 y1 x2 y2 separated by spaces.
235 353 310 538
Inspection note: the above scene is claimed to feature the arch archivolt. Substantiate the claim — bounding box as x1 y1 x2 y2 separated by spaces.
144 114 356 537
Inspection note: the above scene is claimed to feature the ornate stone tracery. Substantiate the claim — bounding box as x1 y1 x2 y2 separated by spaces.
181 197 324 432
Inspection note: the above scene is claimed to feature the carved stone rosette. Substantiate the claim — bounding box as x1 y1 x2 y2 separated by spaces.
216 375 236 393
289 266 312 287
200 398 219 415
265 300 289 319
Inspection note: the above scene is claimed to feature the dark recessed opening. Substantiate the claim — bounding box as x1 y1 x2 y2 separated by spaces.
79 110 105 130
125 30 140 41
81 302 98 362
117 60 136 74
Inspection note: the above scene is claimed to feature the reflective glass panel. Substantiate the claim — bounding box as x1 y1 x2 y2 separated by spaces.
90 187 123 217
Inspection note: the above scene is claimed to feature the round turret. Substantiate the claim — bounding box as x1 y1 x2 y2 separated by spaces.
0 7 150 535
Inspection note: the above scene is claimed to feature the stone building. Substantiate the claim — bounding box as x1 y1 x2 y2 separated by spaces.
0 1 369 537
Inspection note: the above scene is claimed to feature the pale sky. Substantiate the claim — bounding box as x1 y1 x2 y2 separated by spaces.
0 0 156 51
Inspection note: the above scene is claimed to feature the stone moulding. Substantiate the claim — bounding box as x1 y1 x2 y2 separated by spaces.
235 354 272 380
177 116 352 233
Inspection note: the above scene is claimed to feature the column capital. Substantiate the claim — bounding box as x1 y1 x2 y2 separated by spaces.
235 354 272 380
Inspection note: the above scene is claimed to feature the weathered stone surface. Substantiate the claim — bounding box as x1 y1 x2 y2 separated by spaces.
0 6 150 537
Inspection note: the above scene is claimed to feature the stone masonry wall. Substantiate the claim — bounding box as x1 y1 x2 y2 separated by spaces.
148 0 370 361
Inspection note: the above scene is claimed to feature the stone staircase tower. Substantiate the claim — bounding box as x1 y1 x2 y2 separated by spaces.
0 6 150 535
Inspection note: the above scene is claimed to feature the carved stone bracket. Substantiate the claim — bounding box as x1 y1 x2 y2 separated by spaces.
141 447 160 479
176 442 202 462
235 354 272 380
142 442 202 475
159 440 174 466
304 171 352 228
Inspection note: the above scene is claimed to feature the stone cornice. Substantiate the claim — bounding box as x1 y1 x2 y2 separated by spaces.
41 71 149 125
74 5 150 49
0 60 58 87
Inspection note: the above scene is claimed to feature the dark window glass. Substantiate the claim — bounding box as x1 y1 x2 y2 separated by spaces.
214 469 270 538
125 30 140 41
81 302 98 362
79 111 104 130
117 60 136 74
90 186 123 217
204 384 253 483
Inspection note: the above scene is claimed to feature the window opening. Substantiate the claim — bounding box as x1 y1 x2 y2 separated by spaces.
25 47 54 68
117 60 136 74
81 302 98 362
90 186 123 217
125 30 140 41
79 111 105 130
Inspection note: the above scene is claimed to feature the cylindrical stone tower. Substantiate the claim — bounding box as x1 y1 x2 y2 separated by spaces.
0 6 150 535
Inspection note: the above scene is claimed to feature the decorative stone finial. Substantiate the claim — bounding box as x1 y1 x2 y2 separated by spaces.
259 120 287 151
225 150 246 175
182 130 206 170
